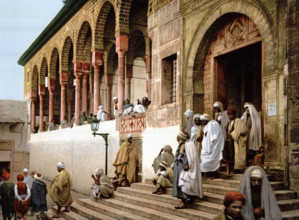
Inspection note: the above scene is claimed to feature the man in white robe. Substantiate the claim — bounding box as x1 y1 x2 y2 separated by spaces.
213 101 230 141
183 110 194 136
200 114 224 178
123 99 134 115
190 114 201 142
97 105 108 121
23 168 33 190
133 99 146 113
112 97 118 118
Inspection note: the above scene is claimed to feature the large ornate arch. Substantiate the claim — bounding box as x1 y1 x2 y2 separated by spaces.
75 21 92 61
39 57 48 86
32 65 39 91
127 29 146 64
49 48 60 79
117 0 132 35
61 36 74 72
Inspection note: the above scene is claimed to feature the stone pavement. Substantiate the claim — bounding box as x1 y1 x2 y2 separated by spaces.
0 178 88 220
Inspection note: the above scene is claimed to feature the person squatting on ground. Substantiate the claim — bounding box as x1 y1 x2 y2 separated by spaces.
214 191 246 220
152 161 173 195
173 131 203 209
50 162 73 218
239 166 281 220
31 173 47 220
152 145 174 173
0 171 15 220
113 134 139 187
14 174 31 220
91 168 114 199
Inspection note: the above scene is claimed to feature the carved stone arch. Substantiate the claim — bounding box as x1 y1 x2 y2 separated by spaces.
49 48 59 79
32 65 39 91
94 1 116 51
116 0 133 35
83 35 92 63
107 44 116 74
75 21 92 61
127 30 146 64
61 36 74 72
40 57 48 86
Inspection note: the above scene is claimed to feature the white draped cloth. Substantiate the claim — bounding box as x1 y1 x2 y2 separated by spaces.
241 104 262 151
190 114 201 142
133 104 146 113
24 175 33 189
178 141 203 198
97 106 108 121
200 120 224 172
215 110 230 141
123 106 134 115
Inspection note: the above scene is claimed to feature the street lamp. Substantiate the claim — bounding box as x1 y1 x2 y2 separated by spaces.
90 116 109 175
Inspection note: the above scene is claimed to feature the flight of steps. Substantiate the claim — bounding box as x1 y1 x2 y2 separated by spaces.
55 174 299 220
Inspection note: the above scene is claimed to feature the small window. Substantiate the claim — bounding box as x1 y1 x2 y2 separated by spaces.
162 54 177 104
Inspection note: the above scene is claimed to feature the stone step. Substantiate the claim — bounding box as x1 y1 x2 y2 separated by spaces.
113 191 218 219
278 199 299 212
281 209 299 220
90 195 188 220
132 182 173 194
52 205 89 220
202 183 237 195
71 201 118 220
76 198 148 220
275 190 298 201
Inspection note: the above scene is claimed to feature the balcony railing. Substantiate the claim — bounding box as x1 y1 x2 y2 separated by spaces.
119 113 146 134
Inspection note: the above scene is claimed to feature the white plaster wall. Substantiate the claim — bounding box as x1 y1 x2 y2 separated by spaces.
29 120 119 194
141 125 180 181
131 58 147 103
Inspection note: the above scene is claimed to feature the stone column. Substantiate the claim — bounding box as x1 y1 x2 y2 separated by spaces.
92 51 103 115
74 62 83 125
67 95 73 123
60 71 68 123
82 63 90 113
38 85 45 132
104 74 113 117
48 78 56 124
116 35 129 114
125 64 133 101
29 90 37 133
145 55 152 100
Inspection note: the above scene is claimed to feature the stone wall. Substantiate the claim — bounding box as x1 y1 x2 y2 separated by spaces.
287 0 299 192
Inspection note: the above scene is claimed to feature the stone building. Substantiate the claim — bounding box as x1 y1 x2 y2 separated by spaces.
19 0 299 194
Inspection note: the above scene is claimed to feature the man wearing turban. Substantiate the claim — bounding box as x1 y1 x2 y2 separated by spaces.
91 168 114 198
152 161 173 195
152 145 174 173
50 162 73 218
239 166 281 220
0 172 15 220
14 174 31 219
214 191 246 220
113 134 139 187
173 131 202 209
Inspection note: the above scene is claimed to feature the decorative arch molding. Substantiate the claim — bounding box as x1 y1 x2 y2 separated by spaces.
75 21 92 61
32 65 39 91
183 0 276 113
39 57 48 86
94 1 116 51
117 0 132 35
61 36 74 72
127 29 146 64
49 48 60 79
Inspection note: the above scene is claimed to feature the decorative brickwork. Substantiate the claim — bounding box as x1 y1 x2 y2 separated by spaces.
119 114 146 134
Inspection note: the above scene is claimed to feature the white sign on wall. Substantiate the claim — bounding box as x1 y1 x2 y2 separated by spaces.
268 102 277 116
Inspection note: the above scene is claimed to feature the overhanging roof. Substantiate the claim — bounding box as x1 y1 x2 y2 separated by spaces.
18 0 87 66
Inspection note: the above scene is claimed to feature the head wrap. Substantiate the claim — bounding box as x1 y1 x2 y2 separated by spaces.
223 191 246 207
23 168 29 173
244 102 250 108
177 131 189 141
193 114 201 122
34 173 43 181
217 116 222 122
227 109 236 115
95 168 104 176
57 162 65 169
251 168 262 178
17 174 24 181
163 145 173 153
2 171 10 178
159 161 168 169
200 113 212 121
213 101 224 111
184 110 194 118
98 105 103 109
81 110 85 113
112 96 118 100
127 133 133 138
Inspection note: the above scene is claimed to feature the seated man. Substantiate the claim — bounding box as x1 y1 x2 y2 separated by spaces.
123 99 134 116
214 191 246 220
97 105 108 122
239 166 281 220
152 145 174 173
133 99 146 113
91 168 114 199
152 161 173 195
142 97 151 109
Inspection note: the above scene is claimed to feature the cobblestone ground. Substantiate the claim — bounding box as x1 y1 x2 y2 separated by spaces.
0 179 89 220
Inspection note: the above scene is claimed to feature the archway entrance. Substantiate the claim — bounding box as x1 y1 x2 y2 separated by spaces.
215 42 262 117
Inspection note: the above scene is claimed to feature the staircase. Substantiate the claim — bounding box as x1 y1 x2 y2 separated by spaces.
55 174 299 220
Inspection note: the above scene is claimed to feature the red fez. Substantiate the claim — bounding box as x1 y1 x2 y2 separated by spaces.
2 171 10 178
17 174 24 181
223 191 246 207
227 109 236 115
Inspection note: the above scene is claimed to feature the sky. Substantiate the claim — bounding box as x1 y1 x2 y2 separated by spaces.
0 1 64 100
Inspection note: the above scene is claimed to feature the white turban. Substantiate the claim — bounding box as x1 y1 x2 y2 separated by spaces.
244 103 250 108
184 110 194 118
177 131 189 141
98 105 103 109
213 101 224 112
200 113 212 121
95 168 104 176
251 169 262 178
112 96 118 101
23 168 29 173
57 162 65 169
127 133 133 138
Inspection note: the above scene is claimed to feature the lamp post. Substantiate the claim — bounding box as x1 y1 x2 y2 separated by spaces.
90 116 109 175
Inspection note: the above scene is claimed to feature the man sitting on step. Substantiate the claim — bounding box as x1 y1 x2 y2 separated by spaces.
152 161 173 195
239 166 281 220
91 168 114 199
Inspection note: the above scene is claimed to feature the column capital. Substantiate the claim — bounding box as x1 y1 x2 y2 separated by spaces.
92 51 103 66
116 35 128 54
29 90 37 102
48 78 56 91
74 61 84 76
59 71 68 85
39 85 45 96
83 62 91 76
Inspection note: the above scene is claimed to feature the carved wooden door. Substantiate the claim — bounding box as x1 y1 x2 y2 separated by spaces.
216 58 227 108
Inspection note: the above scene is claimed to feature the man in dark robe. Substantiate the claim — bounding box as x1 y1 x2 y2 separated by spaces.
0 171 15 220
31 173 47 220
